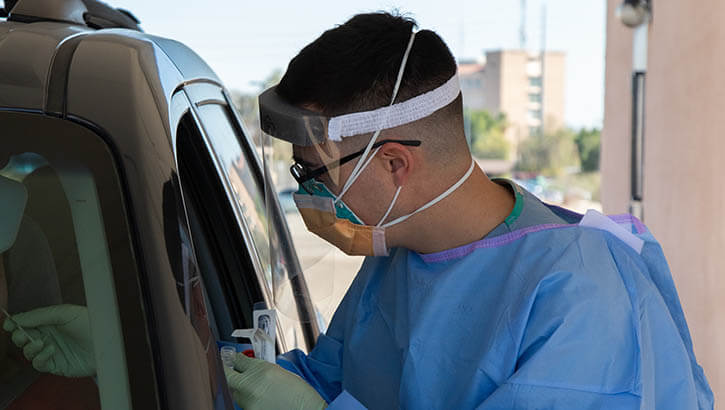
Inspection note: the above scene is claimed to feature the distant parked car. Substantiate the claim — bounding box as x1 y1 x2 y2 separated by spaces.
0 0 317 409
278 188 299 214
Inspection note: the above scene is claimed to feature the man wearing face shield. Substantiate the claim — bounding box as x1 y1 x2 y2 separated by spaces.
224 12 713 410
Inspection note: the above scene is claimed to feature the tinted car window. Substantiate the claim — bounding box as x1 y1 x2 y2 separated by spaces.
160 176 233 410
196 104 272 293
193 101 315 350
175 112 263 338
0 113 136 409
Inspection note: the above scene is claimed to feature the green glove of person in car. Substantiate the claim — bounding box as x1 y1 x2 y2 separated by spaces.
224 352 327 410
2 304 95 378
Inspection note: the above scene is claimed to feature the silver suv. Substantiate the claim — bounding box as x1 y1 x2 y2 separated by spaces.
0 0 318 408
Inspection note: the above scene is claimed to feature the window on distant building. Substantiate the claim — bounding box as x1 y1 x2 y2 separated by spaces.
529 77 542 87
528 109 542 120
529 93 542 103
529 126 542 136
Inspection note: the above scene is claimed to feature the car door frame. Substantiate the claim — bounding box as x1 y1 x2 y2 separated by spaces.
169 81 319 351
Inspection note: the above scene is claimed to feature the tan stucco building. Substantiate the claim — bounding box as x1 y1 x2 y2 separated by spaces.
602 0 725 402
459 50 566 155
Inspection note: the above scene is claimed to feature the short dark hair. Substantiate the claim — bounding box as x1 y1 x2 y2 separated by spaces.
277 12 458 117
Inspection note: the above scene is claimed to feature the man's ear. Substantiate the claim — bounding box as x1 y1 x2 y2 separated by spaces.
378 143 415 187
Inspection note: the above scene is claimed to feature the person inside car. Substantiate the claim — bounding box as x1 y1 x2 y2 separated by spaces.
1 174 29 382
0 172 100 409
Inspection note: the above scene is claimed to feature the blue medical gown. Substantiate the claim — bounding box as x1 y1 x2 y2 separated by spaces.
279 213 713 409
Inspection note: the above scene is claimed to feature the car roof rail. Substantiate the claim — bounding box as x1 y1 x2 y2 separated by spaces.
6 0 141 31
80 0 141 31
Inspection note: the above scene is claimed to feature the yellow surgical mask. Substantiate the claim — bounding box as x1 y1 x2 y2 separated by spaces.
293 158 476 257
293 192 388 257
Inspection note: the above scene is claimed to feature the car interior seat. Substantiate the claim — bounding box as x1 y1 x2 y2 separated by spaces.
22 166 86 306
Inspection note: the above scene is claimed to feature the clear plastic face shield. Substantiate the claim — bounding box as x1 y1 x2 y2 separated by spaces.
258 94 364 327
259 30 464 325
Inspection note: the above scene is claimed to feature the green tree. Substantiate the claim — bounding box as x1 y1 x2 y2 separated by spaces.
574 128 601 172
466 109 510 160
515 128 580 176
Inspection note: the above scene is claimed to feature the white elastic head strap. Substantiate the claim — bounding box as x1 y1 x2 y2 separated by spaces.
327 73 461 141
335 30 418 203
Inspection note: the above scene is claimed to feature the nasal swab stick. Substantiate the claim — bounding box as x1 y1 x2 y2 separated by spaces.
0 307 36 344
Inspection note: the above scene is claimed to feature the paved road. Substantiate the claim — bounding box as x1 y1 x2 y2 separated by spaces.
284 212 363 329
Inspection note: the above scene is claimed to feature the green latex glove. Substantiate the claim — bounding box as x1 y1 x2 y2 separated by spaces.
224 353 327 410
2 304 95 377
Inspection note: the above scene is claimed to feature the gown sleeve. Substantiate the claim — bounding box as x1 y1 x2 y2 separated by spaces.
276 258 375 408
277 325 368 409
277 334 344 404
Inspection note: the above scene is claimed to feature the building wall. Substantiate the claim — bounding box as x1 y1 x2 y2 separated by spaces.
601 0 633 214
458 65 486 110
459 50 566 159
480 52 502 117
542 52 566 132
602 0 725 402
499 50 529 150
486 50 566 144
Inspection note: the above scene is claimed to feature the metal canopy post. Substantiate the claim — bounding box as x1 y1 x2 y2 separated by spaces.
630 69 646 219
621 0 651 220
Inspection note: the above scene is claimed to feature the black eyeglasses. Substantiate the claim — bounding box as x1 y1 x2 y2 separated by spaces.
290 139 422 185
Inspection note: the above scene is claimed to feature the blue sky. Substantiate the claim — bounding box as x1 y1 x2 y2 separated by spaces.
111 0 606 129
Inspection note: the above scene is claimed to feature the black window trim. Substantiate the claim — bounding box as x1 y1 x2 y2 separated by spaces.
174 114 264 333
173 90 276 317
187 90 319 349
219 88 320 348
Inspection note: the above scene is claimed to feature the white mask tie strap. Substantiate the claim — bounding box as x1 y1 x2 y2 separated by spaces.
334 146 381 204
376 185 403 227
381 158 475 229
337 30 417 201
390 32 417 104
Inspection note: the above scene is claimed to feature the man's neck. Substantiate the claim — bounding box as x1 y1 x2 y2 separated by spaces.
387 165 514 255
